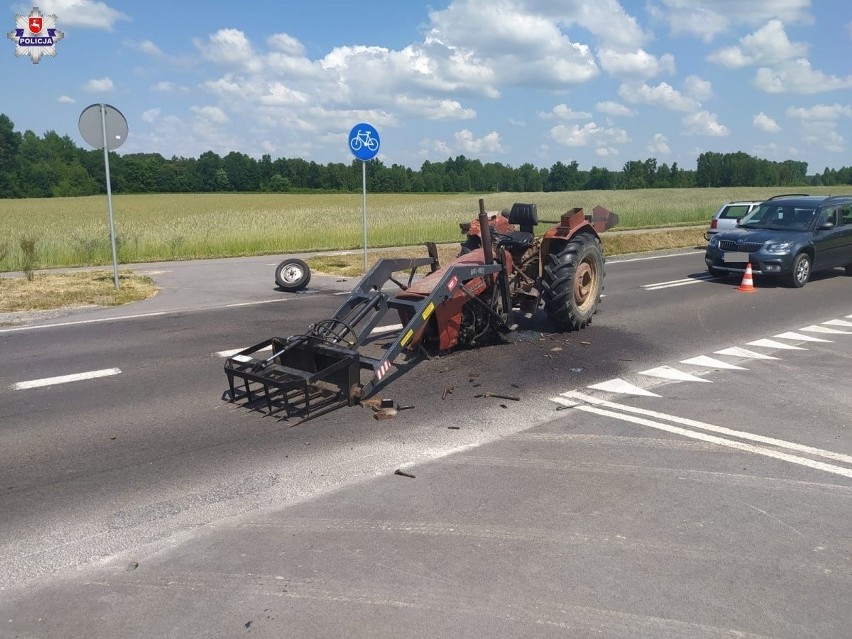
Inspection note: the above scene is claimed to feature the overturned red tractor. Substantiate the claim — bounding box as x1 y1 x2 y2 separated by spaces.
223 199 618 421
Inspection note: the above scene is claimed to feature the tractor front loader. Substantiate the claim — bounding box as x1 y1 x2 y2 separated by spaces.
222 198 618 422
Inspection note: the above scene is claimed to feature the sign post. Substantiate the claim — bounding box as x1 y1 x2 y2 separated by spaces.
78 104 128 289
348 122 380 272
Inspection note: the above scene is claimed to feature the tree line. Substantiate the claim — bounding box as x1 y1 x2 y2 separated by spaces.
1 113 850 199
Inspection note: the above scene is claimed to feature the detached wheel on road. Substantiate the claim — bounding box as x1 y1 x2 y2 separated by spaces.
541 233 604 331
275 258 311 291
788 253 811 288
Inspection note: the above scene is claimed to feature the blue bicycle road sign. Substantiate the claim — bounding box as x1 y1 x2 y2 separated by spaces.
348 122 380 161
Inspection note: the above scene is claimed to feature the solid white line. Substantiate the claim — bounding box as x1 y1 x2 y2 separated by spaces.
215 347 271 358
13 368 122 390
561 391 852 466
608 251 703 265
571 404 852 479
642 276 714 290
0 312 167 334
224 299 294 308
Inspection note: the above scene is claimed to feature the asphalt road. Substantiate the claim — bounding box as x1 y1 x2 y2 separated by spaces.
1 250 850 638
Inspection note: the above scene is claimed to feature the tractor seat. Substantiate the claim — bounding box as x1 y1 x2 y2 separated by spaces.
496 231 534 251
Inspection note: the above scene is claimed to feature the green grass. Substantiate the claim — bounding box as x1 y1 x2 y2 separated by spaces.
0 188 841 272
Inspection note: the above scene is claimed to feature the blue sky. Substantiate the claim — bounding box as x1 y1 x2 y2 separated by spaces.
3 0 851 172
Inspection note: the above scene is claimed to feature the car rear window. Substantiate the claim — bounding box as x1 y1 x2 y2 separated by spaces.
720 204 751 219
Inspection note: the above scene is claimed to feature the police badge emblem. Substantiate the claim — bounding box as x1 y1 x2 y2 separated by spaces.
7 6 64 63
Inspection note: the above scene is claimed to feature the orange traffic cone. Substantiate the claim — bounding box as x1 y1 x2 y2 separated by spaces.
737 263 756 293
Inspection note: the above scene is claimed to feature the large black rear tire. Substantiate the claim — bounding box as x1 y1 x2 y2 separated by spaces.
541 233 604 331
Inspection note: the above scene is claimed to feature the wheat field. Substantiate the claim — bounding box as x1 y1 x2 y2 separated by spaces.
0 187 839 271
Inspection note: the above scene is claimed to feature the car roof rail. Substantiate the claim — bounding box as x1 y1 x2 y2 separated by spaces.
822 194 852 205
765 193 810 200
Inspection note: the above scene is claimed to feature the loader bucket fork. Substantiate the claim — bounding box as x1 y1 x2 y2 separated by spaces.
223 248 508 423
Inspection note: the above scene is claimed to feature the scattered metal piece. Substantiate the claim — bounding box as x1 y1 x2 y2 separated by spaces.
550 346 563 352
126 561 138 571
380 398 394 409
570 367 583 373
581 341 591 346
510 383 520 389
442 387 454 400
394 469 416 478
474 392 520 401
396 403 415 411
500 404 508 409
448 425 460 430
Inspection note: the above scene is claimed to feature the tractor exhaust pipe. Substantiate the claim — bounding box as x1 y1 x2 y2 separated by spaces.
478 198 494 265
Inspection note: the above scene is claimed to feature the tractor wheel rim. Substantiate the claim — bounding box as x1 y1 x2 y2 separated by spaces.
283 266 303 283
574 261 596 311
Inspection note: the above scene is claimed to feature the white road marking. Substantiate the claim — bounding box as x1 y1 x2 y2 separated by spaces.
747 338 807 350
800 325 851 335
824 319 852 328
679 356 747 370
557 392 852 478
638 366 712 383
0 312 167 334
714 347 779 360
608 251 703 265
642 275 714 291
773 332 832 343
587 379 660 397
215 347 271 358
225 299 295 308
13 368 122 390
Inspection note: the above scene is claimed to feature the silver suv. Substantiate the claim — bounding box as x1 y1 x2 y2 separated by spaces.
705 200 762 239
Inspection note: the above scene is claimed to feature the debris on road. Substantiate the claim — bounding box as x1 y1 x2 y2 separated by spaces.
448 425 460 430
374 407 398 420
394 469 416 478
474 392 520 401
442 387 454 400
126 561 138 571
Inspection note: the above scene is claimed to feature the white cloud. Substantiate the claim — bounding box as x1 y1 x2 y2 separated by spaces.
683 111 730 136
753 112 781 132
267 33 306 57
755 59 852 93
597 48 675 79
132 40 163 57
596 101 636 117
647 133 671 153
83 77 114 92
785 104 852 120
508 118 526 127
454 129 503 154
141 108 161 124
549 122 629 148
618 82 701 112
151 81 175 93
651 0 813 42
707 20 808 68
538 104 593 121
57 95 76 103
35 0 128 29
595 147 619 157
683 76 712 101
191 106 230 125
195 29 264 74
396 97 477 120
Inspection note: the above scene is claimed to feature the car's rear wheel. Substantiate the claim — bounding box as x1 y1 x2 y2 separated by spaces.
788 253 811 288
